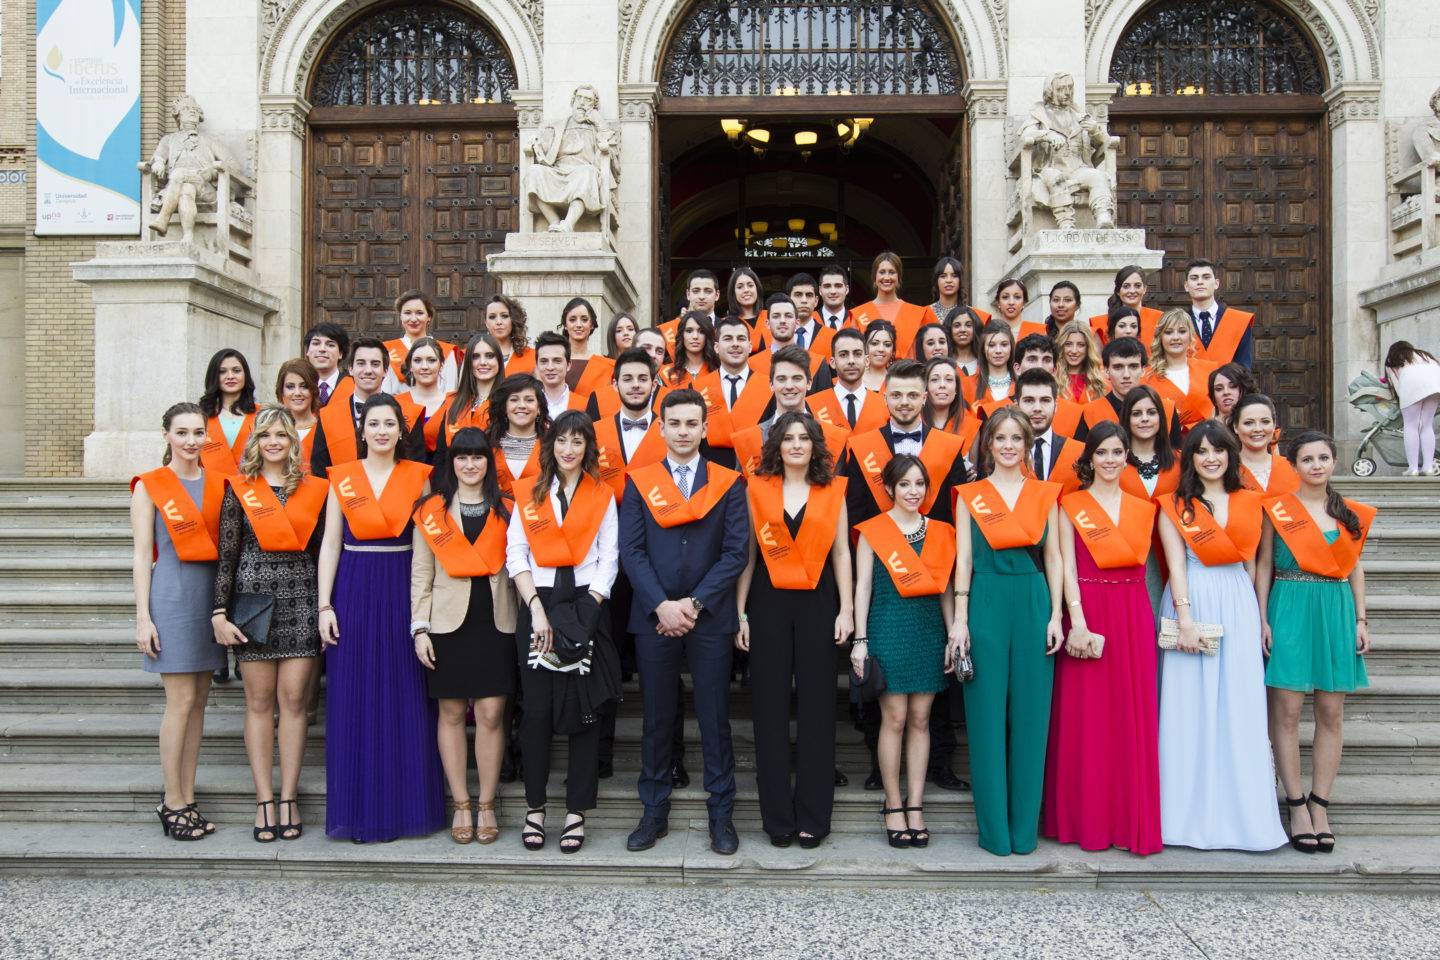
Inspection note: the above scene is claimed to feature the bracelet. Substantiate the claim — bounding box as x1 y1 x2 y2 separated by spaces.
528 595 543 609
1067 600 1082 608
1356 616 1367 623
852 637 867 645
318 604 334 614
739 613 748 623
1173 598 1191 608
954 589 969 597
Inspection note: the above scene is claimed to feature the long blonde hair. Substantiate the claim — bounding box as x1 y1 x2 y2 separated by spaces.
237 406 305 495
1054 319 1105 399
1148 308 1197 378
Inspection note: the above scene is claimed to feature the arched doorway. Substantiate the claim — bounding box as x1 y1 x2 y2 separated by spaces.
305 2 520 341
656 0 967 312
1107 0 1329 428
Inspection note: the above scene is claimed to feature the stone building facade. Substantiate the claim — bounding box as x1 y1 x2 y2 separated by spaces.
3 0 1437 476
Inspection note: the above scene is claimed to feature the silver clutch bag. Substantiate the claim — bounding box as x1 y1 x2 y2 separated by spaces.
1158 617 1222 656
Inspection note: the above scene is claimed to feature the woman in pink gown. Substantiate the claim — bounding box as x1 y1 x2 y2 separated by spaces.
1043 421 1162 855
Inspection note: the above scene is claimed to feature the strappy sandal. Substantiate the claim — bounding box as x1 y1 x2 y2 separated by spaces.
882 806 912 848
277 798 303 841
1284 795 1317 854
559 812 586 854
475 800 500 845
185 803 218 834
253 800 278 843
449 799 474 845
904 805 930 848
1308 793 1336 854
522 807 546 850
155 802 205 841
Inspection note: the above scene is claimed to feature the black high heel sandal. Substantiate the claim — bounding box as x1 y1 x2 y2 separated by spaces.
559 813 586 854
155 803 205 841
522 807 546 850
1284 795 1317 853
1308 793 1336 853
882 806 912 849
254 800 278 843
278 799 303 841
185 803 217 835
904 805 930 848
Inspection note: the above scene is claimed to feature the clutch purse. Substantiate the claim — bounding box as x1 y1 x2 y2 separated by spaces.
1069 632 1105 660
1158 617 1221 656
233 592 275 647
849 654 887 703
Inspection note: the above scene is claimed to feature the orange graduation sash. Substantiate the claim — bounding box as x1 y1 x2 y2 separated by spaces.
1047 438 1085 496
573 355 616 399
730 418 848 477
747 475 847 590
495 443 542 498
443 402 491 444
1240 455 1301 497
848 300 928 356
226 474 328 552
1266 494 1376 581
593 415 667 500
317 397 360 469
807 388 889 435
1159 490 1263 566
200 413 254 476
330 459 431 540
134 466 224 561
856 514 956 598
385 336 455 381
694 368 772 448
518 473 613 569
398 392 456 452
629 460 740 528
413 494 509 577
1191 309 1252 365
957 478 1061 550
1061 490 1155 568
1119 461 1180 501
849 427 964 515
1088 306 1163 346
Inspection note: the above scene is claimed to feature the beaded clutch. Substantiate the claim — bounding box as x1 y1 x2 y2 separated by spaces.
1158 617 1222 656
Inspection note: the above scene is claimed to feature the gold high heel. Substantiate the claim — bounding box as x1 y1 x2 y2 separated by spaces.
475 800 500 845
449 799 474 844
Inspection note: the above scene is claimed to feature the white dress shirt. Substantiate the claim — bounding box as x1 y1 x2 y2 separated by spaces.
833 383 869 422
718 365 752 409
543 387 573 420
617 410 653 461
794 319 820 349
820 309 846 329
505 478 620 597
1032 428 1056 480
889 421 924 457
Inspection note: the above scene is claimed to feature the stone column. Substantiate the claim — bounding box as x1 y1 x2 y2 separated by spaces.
616 83 659 323
964 79 1009 304
255 94 310 393
1325 81 1386 449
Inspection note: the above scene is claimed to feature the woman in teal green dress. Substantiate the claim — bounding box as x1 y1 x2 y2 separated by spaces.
1258 430 1376 854
853 454 956 849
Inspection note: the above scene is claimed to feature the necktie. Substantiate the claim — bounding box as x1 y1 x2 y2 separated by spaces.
827 315 840 330
318 381 331 405
892 430 922 445
845 392 858 428
1033 437 1047 480
621 418 648 432
1198 310 1213 344
726 374 741 408
673 463 692 499
795 326 807 349
556 485 570 521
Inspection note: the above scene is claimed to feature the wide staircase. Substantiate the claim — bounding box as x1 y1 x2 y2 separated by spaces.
0 477 1436 890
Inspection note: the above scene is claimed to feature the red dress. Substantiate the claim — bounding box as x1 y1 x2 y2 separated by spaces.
1042 530 1162 855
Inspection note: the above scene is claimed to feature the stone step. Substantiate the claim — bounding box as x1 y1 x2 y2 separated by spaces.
4 709 1433 778
1359 560 1440 595
3 823 1437 893
1359 530 1440 562
0 527 133 558
0 762 1434 838
0 557 133 588
0 500 130 528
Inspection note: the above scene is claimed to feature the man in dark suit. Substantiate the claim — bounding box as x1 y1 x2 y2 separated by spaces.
619 388 749 855
303 322 351 407
1184 258 1254 369
309 337 423 475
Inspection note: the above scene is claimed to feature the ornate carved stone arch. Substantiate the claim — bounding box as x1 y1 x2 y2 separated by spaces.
620 0 1007 87
1085 0 1380 89
261 0 542 99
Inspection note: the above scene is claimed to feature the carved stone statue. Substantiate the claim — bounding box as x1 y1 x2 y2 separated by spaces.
141 94 231 243
523 85 619 233
1412 85 1440 163
1020 73 1117 229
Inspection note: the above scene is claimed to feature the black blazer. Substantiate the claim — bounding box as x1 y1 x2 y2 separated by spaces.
618 457 749 637
842 423 970 527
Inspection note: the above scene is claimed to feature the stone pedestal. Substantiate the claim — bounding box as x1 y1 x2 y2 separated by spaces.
73 241 280 478
1359 249 1440 350
486 232 639 336
995 229 1163 325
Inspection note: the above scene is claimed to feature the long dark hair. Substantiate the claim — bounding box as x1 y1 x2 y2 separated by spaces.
160 401 205 465
560 296 598 340
1225 393 1278 439
863 319 898 361
450 331 507 426
943 304 979 359
357 393 415 461
1284 430 1362 539
487 294 530 356
199 348 257 417
974 406 1034 479
1106 265 1147 314
725 266 764 320
401 336 445 387
755 411 834 484
605 312 639 358
1075 420 1130 489
923 356 967 431
1121 384 1175 470
971 320 1016 399
530 410 600 508
1385 340 1439 370
423 426 509 523
930 256 963 301
912 322 954 361
672 310 720 383
1173 419 1241 522
485 373 550 447
1207 362 1258 411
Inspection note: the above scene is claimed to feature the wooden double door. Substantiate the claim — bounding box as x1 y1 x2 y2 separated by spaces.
1111 115 1328 429
307 124 519 342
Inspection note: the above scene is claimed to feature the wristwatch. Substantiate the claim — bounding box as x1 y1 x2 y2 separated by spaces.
689 597 705 613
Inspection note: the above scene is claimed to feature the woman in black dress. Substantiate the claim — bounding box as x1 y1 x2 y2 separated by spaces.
411 427 517 844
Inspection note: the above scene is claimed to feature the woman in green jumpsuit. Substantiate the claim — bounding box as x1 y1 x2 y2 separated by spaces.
949 408 1064 856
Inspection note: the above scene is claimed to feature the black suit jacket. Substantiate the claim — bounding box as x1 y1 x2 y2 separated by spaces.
618 457 749 637
843 423 970 527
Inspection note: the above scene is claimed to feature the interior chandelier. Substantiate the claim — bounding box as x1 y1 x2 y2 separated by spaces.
720 117 873 157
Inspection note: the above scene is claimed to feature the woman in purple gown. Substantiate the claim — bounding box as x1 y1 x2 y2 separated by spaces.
317 394 445 841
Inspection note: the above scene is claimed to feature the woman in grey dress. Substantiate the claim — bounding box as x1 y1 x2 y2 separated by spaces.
210 407 328 842
131 402 226 841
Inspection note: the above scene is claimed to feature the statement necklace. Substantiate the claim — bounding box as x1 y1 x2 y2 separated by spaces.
1129 453 1161 480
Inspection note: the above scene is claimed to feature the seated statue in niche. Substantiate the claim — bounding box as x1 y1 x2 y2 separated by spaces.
1020 73 1117 230
1412 85 1440 163
523 84 619 233
141 94 230 243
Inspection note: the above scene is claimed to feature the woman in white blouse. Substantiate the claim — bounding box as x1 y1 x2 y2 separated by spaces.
505 410 620 855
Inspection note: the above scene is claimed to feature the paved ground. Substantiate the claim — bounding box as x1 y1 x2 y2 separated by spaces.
3 877 1437 960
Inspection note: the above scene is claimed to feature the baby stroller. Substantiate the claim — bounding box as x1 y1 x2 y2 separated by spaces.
1347 370 1440 476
